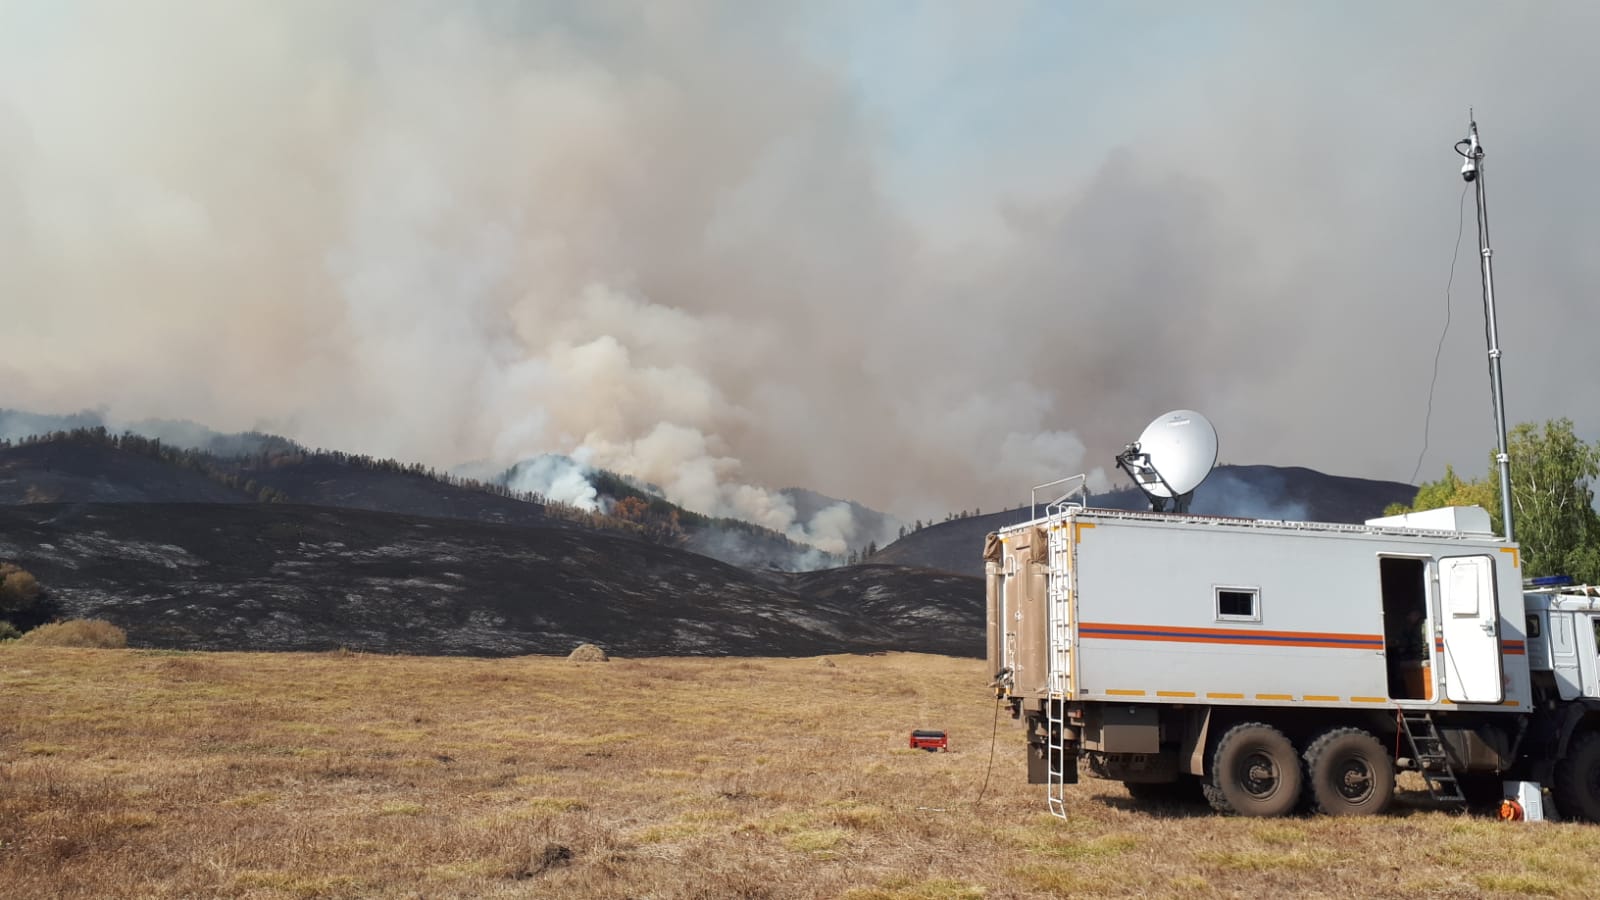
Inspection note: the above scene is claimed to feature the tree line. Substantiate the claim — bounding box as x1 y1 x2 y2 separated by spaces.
1387 418 1600 583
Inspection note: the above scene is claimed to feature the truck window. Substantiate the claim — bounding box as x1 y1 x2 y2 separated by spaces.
1216 587 1260 622
1527 615 1541 638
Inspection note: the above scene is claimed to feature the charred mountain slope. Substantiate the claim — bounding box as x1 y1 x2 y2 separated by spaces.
0 433 838 569
0 503 981 657
779 564 982 658
0 441 256 504
872 465 1418 577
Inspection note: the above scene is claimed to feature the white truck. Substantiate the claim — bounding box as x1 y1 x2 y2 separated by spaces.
985 500 1600 819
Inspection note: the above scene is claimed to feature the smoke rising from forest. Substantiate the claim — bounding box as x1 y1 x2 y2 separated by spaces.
3 2 1599 540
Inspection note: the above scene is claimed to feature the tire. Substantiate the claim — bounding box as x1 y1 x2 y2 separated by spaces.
1204 722 1302 817
1554 729 1600 822
1302 728 1395 817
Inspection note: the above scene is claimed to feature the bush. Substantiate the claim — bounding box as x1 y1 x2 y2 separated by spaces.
0 620 19 641
0 563 57 630
567 643 609 662
16 619 128 649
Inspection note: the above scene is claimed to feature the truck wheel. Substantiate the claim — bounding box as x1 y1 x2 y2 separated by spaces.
1302 728 1394 816
1554 729 1600 822
1204 722 1302 817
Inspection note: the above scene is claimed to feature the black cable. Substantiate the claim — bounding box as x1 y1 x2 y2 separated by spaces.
1411 182 1471 485
972 697 1003 806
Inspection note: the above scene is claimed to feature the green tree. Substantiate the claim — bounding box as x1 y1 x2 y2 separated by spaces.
1383 464 1497 518
1391 419 1600 582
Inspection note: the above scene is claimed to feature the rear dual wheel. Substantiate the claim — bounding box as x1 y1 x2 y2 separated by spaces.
1205 723 1394 817
1302 728 1395 817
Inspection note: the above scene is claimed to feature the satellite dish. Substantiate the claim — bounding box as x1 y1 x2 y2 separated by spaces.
1115 410 1218 513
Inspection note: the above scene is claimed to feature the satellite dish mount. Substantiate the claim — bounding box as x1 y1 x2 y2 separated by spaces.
1115 410 1218 514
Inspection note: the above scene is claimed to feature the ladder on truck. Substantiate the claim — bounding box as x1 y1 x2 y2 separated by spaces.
1399 711 1466 804
1044 517 1076 819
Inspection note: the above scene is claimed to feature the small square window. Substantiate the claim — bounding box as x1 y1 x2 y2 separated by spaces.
1216 587 1260 622
1526 615 1542 639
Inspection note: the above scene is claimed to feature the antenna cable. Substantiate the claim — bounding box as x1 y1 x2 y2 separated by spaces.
1410 182 1471 485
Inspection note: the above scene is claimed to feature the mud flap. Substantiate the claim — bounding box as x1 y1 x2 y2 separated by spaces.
1180 707 1212 776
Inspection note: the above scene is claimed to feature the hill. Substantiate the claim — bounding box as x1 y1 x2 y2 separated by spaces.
0 429 836 570
872 464 1418 576
0 502 979 657
0 439 257 504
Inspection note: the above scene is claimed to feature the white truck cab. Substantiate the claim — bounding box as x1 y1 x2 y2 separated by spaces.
1526 585 1600 700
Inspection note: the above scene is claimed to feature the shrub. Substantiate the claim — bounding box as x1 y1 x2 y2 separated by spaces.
0 563 57 630
568 643 609 662
0 620 19 641
16 619 128 649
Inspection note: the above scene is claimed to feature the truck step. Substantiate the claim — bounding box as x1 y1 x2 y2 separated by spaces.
1398 711 1467 806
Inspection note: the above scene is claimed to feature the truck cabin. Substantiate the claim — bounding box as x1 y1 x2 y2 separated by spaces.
1525 584 1600 700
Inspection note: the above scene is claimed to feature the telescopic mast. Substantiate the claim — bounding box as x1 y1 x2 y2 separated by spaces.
1456 114 1515 543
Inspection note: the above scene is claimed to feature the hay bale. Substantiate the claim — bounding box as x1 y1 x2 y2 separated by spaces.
567 643 609 662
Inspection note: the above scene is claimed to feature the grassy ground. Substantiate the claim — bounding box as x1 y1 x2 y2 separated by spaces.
3 648 1598 899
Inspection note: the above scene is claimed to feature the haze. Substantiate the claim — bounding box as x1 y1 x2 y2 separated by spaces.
2 1 1596 537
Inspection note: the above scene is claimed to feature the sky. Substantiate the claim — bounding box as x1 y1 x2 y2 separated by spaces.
1 0 1596 540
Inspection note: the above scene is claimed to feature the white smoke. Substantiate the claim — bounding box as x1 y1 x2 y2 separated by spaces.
504 453 599 512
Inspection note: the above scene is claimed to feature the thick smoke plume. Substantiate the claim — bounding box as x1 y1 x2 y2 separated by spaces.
3 3 1600 538
504 454 600 513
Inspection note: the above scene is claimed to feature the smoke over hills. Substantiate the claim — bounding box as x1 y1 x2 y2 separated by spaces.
4 3 1599 540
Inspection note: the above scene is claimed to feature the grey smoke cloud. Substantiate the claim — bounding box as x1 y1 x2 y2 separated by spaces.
2 2 1598 535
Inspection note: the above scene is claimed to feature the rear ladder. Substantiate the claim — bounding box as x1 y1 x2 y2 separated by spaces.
1045 520 1075 819
1399 711 1465 805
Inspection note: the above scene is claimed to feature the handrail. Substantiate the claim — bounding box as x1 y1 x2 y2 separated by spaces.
1031 474 1088 520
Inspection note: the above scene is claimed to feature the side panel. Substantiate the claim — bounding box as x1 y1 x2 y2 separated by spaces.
1000 527 1051 698
1067 517 1532 709
1073 521 1391 703
1440 555 1503 703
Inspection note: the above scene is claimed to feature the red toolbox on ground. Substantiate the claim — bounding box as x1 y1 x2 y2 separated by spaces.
909 730 948 752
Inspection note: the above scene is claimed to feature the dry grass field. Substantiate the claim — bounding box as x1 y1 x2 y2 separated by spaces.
4 647 1599 899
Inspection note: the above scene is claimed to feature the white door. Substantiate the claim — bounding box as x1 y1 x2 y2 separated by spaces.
1440 555 1503 703
1578 615 1600 699
1549 611 1582 700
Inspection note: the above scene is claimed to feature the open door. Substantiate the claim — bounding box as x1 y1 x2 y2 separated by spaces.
1439 555 1503 703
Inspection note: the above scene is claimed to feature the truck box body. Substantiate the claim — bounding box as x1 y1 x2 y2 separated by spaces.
984 503 1600 821
987 507 1530 715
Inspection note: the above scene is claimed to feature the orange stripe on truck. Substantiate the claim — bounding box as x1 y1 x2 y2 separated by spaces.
1078 622 1383 650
